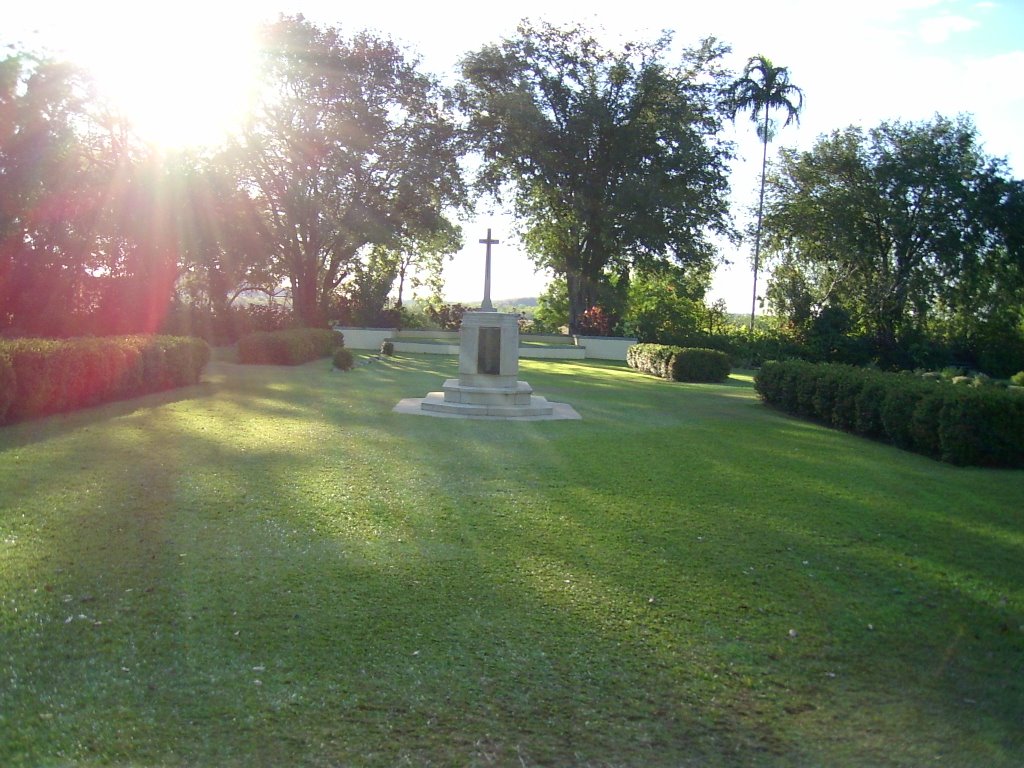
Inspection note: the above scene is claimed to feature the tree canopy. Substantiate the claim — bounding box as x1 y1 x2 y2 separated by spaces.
763 115 1024 370
233 15 466 326
458 21 734 333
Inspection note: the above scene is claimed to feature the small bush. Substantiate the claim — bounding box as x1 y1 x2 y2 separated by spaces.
237 328 342 365
577 306 612 337
627 344 676 379
628 344 730 383
1011 371 1024 387
380 341 395 356
332 348 355 371
670 348 731 383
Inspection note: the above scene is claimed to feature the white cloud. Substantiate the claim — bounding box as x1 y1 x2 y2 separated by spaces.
919 14 981 43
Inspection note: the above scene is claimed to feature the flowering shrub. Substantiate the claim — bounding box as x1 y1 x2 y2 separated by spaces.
577 306 612 337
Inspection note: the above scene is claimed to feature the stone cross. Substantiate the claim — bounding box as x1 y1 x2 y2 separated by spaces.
479 228 499 312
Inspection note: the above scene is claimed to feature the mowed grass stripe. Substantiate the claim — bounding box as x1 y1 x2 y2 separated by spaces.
1 354 1021 766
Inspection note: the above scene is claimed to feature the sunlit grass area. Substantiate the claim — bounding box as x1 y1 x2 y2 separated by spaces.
2 354 1022 766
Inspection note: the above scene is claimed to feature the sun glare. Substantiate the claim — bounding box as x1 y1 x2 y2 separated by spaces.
71 10 264 150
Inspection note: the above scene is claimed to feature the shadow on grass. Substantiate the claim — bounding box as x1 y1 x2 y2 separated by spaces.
2 353 1022 766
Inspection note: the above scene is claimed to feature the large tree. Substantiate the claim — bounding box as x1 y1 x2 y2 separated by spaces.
0 52 184 336
235 15 466 326
458 21 734 334
0 53 99 334
729 54 803 331
172 157 277 332
762 115 1023 367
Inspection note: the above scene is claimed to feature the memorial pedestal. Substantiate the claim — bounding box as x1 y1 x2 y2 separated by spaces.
393 228 578 421
419 312 555 417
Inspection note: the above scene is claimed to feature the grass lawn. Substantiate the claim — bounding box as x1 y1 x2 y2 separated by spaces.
1 353 1022 767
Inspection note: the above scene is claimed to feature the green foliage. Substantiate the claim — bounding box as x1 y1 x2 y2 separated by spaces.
763 115 1024 368
0 351 14 423
627 343 677 379
670 348 732 383
621 267 708 342
239 17 466 326
237 329 342 366
729 55 804 144
756 360 1024 467
1012 371 1024 386
627 344 730 382
938 387 1024 466
459 22 734 333
0 54 98 336
332 348 355 371
532 280 569 333
0 336 209 425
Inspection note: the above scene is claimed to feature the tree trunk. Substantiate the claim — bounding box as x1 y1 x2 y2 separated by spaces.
291 272 322 327
751 107 770 332
566 270 593 335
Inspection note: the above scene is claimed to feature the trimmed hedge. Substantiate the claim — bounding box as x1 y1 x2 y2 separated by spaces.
237 328 343 366
0 351 14 424
755 360 1024 467
0 335 210 426
627 344 731 383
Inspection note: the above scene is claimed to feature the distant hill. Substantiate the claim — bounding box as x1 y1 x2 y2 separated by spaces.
436 297 539 311
493 297 538 309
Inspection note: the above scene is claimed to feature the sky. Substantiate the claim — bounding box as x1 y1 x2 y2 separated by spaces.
6 0 1023 312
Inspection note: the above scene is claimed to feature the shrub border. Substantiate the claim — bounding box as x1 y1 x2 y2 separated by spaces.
627 343 732 383
755 360 1024 467
237 328 343 366
0 336 210 426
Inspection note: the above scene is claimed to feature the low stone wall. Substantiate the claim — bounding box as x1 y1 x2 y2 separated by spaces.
521 345 586 360
335 326 637 361
392 340 460 355
390 329 458 340
334 327 397 350
574 335 638 361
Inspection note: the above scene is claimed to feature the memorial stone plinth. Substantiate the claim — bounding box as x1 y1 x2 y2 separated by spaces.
393 227 578 420
420 311 555 418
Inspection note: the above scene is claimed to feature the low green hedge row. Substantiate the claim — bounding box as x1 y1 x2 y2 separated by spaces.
237 328 343 365
0 335 210 425
755 360 1024 467
627 344 732 383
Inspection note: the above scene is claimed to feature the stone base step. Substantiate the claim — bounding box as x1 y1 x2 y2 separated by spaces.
419 392 555 418
441 378 534 406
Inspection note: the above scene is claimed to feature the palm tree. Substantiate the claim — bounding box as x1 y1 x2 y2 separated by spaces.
730 55 804 330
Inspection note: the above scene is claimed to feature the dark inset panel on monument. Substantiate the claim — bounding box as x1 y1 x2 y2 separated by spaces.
478 327 501 375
